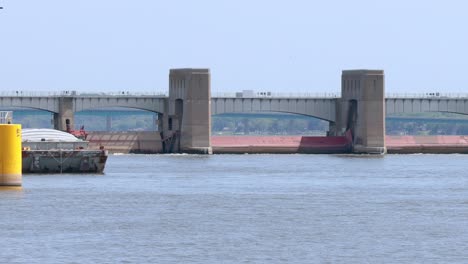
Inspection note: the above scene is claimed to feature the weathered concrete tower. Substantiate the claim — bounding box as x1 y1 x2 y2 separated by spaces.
54 97 74 131
336 70 386 154
165 68 212 154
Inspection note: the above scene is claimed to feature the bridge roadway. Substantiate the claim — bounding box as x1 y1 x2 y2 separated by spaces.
1 92 468 122
0 92 167 113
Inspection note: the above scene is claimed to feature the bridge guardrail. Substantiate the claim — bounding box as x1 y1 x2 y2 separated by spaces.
212 92 340 98
386 93 468 98
78 91 167 97
0 91 168 97
2 91 467 99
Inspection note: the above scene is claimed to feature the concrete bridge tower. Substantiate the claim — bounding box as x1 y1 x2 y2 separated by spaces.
336 70 386 154
54 97 74 132
164 68 212 154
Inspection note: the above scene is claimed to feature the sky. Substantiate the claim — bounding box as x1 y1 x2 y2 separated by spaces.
0 0 467 95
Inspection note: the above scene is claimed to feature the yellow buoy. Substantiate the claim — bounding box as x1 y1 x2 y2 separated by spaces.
0 124 22 186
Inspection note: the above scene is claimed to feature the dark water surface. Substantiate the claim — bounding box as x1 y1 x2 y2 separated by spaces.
1 154 468 263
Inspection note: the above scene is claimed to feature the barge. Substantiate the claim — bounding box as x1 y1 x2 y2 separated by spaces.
22 129 108 173
212 131 353 154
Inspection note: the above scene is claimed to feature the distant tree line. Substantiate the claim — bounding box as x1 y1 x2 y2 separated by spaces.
9 110 468 135
212 116 328 135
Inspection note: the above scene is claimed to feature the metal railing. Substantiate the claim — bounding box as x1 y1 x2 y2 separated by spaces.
22 141 88 151
386 93 468 98
212 92 340 98
1 90 468 99
0 91 168 97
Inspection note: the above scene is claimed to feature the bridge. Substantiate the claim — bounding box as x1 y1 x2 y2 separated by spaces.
386 95 468 115
2 68 468 154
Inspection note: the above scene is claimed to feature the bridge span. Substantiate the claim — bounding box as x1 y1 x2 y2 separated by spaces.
2 68 468 154
386 96 468 116
3 93 467 120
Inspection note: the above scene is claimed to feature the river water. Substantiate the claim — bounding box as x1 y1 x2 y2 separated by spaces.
1 154 468 263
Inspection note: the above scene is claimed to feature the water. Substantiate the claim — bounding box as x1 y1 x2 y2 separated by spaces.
1 154 468 263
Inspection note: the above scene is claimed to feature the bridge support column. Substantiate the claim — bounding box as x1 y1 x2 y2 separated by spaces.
53 97 75 132
336 70 386 154
164 68 212 154
106 115 112 131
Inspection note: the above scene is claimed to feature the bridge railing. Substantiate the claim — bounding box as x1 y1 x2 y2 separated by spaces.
386 93 468 98
212 92 340 98
0 91 168 97
78 91 167 97
3 90 468 99
0 91 63 97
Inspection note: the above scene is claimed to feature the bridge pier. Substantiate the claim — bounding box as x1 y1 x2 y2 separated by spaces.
336 70 386 154
106 115 112 131
53 97 75 132
327 121 337 136
163 68 212 154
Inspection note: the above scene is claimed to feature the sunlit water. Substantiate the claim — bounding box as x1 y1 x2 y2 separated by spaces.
1 154 468 263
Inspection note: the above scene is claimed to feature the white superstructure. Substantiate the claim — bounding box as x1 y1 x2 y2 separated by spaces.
22 129 81 142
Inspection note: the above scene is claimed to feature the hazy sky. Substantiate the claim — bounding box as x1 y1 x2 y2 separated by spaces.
0 0 467 94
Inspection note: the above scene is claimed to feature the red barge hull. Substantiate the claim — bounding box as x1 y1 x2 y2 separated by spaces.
386 135 468 154
212 134 352 154
87 132 468 154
